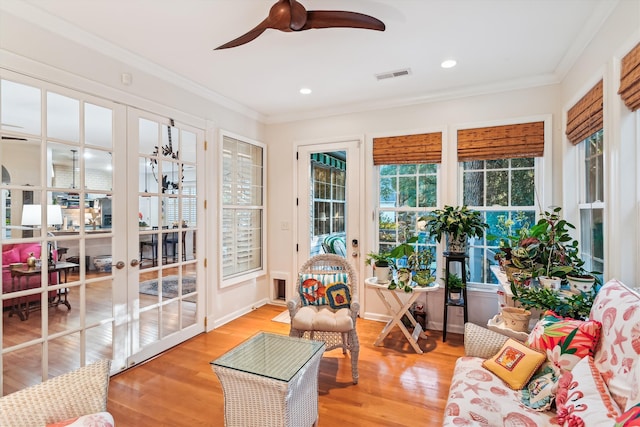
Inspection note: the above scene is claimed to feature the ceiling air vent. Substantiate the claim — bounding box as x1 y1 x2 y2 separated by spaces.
375 68 412 81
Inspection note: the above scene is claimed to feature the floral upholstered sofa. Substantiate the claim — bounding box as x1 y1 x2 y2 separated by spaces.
443 279 640 426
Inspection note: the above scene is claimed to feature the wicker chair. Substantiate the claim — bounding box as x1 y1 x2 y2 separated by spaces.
287 253 360 384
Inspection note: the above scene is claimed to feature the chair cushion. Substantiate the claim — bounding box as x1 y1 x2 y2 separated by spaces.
291 306 353 332
299 273 348 306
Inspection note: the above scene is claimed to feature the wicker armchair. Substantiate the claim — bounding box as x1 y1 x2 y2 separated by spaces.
287 253 360 384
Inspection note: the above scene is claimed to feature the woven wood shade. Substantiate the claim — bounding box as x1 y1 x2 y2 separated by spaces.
457 121 544 162
373 132 442 165
566 80 603 145
619 42 640 112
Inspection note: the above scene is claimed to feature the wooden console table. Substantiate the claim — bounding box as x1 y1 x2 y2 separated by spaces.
9 261 79 320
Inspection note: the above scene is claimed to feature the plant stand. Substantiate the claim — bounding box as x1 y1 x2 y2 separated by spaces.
443 252 468 342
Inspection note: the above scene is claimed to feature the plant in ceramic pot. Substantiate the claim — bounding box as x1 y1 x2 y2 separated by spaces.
365 251 393 284
445 272 465 302
422 205 488 254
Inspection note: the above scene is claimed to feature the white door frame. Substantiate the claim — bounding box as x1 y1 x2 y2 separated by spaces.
295 139 364 300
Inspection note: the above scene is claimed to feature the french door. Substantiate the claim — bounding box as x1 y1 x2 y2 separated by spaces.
0 72 204 395
296 140 362 294
126 108 204 366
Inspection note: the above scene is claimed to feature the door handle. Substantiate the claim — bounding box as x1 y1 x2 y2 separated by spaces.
112 261 126 269
129 259 139 267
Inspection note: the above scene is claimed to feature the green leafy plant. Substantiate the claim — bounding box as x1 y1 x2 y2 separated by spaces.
422 205 488 243
446 272 464 290
365 251 392 267
510 281 599 320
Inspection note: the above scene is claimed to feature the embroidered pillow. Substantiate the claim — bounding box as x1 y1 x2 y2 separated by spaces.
482 338 546 390
616 402 640 426
526 310 601 373
326 283 351 309
556 356 620 426
299 273 348 306
521 361 560 411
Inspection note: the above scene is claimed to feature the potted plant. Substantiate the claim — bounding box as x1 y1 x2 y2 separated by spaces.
365 251 393 284
566 265 599 294
446 272 465 302
509 280 598 320
422 205 488 254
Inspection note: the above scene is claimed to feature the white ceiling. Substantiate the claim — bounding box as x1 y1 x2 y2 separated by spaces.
2 0 620 123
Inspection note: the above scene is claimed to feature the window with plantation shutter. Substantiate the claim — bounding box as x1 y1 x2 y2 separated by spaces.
373 132 442 165
566 80 603 145
619 42 640 112
457 121 544 161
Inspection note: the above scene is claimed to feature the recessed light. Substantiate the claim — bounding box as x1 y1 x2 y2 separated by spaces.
441 59 457 69
299 88 312 95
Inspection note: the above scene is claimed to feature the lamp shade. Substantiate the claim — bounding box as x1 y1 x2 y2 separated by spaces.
21 204 63 226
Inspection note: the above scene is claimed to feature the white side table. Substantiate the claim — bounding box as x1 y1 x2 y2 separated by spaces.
365 277 439 354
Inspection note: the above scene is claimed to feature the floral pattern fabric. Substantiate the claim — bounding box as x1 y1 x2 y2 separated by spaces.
526 310 602 373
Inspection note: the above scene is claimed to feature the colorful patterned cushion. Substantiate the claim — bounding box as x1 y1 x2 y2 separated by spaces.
326 282 351 309
521 361 560 411
616 402 640 426
555 356 620 426
482 338 546 390
298 273 348 306
526 310 601 373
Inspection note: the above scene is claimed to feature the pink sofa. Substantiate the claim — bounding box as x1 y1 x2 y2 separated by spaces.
444 279 640 426
2 243 58 310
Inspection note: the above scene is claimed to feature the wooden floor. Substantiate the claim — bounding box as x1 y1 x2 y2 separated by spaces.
107 304 464 427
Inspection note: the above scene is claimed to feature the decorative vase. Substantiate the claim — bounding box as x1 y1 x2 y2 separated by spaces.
26 252 37 268
374 265 390 284
445 232 467 254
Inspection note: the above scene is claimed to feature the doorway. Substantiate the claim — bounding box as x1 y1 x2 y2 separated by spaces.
296 140 362 294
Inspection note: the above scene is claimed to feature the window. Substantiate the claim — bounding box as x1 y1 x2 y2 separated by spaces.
377 164 438 266
222 134 265 279
578 129 604 278
462 158 537 285
311 154 345 237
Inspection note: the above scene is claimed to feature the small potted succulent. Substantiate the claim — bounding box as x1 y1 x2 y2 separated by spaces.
422 205 488 254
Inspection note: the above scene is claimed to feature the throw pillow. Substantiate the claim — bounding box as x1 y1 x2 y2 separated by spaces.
555 356 620 426
299 273 348 306
325 282 351 310
616 402 640 426
482 338 546 390
2 247 20 265
521 361 560 411
526 310 601 373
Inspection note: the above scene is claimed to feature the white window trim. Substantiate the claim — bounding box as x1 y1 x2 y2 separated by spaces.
219 129 267 288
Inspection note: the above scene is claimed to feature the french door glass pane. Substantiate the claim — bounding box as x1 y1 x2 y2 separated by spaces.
1 80 41 135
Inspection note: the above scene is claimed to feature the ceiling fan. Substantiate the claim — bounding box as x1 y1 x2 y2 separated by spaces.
215 0 385 50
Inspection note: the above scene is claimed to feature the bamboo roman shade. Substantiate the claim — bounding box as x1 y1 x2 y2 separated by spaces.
373 132 442 165
457 121 544 162
566 80 603 145
619 42 640 112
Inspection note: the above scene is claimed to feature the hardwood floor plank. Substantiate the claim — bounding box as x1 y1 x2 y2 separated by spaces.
108 304 464 426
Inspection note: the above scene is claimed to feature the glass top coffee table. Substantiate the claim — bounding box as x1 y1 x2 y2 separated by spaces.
211 332 325 427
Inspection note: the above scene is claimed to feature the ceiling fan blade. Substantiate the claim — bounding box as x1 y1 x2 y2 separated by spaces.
302 10 385 31
215 19 271 50
288 0 308 31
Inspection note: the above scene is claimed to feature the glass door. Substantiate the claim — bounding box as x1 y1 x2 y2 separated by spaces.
297 140 362 287
126 109 204 365
0 74 125 393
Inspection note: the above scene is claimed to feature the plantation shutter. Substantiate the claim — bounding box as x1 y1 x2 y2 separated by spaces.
619 42 640 112
457 121 544 162
566 80 603 145
372 132 442 165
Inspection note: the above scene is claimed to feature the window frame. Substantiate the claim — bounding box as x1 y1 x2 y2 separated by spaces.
219 130 267 287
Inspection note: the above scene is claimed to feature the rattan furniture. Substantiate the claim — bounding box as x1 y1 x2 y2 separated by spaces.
211 332 325 427
287 253 360 384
